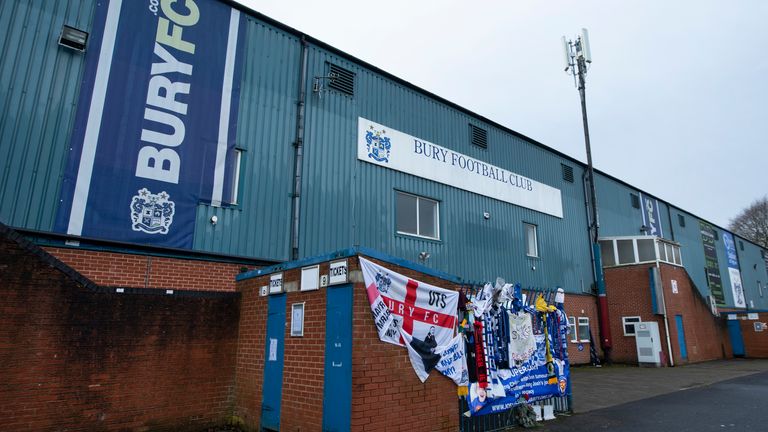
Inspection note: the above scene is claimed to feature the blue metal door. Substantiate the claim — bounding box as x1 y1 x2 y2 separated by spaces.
261 294 286 431
675 315 688 360
728 319 745 357
322 284 353 431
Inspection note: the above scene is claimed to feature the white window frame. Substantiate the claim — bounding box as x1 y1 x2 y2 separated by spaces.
568 316 577 343
577 317 590 343
524 223 538 258
622 316 642 336
395 191 440 240
229 148 243 205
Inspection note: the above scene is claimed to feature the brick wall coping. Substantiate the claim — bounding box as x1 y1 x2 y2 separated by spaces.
236 246 464 284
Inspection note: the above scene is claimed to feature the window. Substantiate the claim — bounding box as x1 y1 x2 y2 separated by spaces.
568 317 577 342
228 148 243 205
622 316 642 336
395 191 439 239
599 240 616 266
631 193 640 209
617 239 635 264
759 282 763 298
739 240 744 251
524 223 538 257
678 214 685 227
577 317 590 342
637 238 655 262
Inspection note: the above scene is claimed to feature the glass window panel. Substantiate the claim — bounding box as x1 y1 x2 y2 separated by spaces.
622 316 641 336
525 224 538 257
599 240 616 266
396 192 417 235
637 239 656 262
577 317 590 342
657 241 667 261
617 239 635 264
568 317 577 342
665 244 674 263
418 198 438 239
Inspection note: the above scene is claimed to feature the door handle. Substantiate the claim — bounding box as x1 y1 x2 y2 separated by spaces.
332 361 342 367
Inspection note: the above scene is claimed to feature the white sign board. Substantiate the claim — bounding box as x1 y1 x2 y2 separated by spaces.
671 279 678 294
301 265 320 291
329 259 348 285
268 338 278 361
357 118 563 218
747 313 759 320
269 273 283 294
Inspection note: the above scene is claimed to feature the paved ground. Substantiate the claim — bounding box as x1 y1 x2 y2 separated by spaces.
541 370 768 431
568 358 768 413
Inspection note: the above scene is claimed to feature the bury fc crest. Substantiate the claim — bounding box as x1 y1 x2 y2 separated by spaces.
130 188 175 234
375 271 392 294
365 125 392 163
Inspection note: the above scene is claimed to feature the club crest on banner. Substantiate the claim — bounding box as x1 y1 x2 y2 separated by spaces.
365 125 391 163
375 271 392 294
130 188 175 234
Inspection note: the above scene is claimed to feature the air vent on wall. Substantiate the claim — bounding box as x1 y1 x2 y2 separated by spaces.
327 63 355 96
469 124 487 149
631 193 640 209
678 214 686 227
561 164 574 183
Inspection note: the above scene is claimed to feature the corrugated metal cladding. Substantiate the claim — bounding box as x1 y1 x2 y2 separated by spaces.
193 16 299 261
594 175 672 239
0 0 95 231
298 46 595 290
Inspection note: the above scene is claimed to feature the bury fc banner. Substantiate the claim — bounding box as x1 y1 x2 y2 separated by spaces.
360 257 462 382
55 0 245 248
722 232 747 308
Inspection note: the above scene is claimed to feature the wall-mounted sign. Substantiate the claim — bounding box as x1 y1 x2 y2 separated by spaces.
260 286 268 296
671 279 678 294
329 259 348 285
639 193 663 238
747 313 759 320
357 118 563 218
291 303 305 337
268 338 278 361
269 273 283 294
700 221 725 306
301 265 320 291
722 232 747 308
755 322 766 332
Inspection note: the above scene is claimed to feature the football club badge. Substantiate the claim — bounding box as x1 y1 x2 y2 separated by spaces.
130 188 175 234
365 125 392 163
375 270 392 294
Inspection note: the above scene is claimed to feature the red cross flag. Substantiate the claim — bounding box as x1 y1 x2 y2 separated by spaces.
360 257 458 348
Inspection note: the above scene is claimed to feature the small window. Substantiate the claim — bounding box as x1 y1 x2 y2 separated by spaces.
637 239 655 262
568 316 577 342
678 214 685 227
524 223 538 257
599 240 616 266
657 241 667 262
617 239 635 264
561 163 574 183
577 317 590 342
631 193 640 209
327 63 355 96
228 149 243 205
395 191 439 239
739 240 744 251
622 316 642 336
469 124 488 149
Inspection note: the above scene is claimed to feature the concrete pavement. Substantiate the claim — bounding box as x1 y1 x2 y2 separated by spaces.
568 358 768 413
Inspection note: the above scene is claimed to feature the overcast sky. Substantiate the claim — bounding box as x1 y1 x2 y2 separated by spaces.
237 0 767 229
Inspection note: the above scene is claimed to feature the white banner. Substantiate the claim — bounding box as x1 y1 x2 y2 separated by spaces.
360 257 458 347
357 117 563 218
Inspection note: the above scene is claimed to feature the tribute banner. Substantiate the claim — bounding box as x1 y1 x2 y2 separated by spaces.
360 257 463 382
468 310 570 416
357 118 563 218
55 0 245 248
722 232 747 307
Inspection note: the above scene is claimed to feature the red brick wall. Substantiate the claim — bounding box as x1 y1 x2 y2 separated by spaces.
46 246 254 292
0 235 240 431
233 256 459 432
604 263 731 365
738 313 768 358
563 294 603 365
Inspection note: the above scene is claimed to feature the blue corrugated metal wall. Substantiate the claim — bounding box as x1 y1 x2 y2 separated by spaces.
0 0 94 231
0 0 764 303
735 235 768 309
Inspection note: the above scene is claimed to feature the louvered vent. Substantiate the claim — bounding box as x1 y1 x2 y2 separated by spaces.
469 124 488 149
631 193 640 209
561 164 574 183
328 63 355 96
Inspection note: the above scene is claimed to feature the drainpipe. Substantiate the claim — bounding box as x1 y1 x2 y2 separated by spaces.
290 37 309 260
656 259 675 367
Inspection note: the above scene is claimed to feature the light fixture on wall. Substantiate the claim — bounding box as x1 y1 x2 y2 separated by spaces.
59 25 88 52
483 212 491 220
418 251 430 262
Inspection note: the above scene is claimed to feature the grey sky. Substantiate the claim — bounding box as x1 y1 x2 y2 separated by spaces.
237 0 767 229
